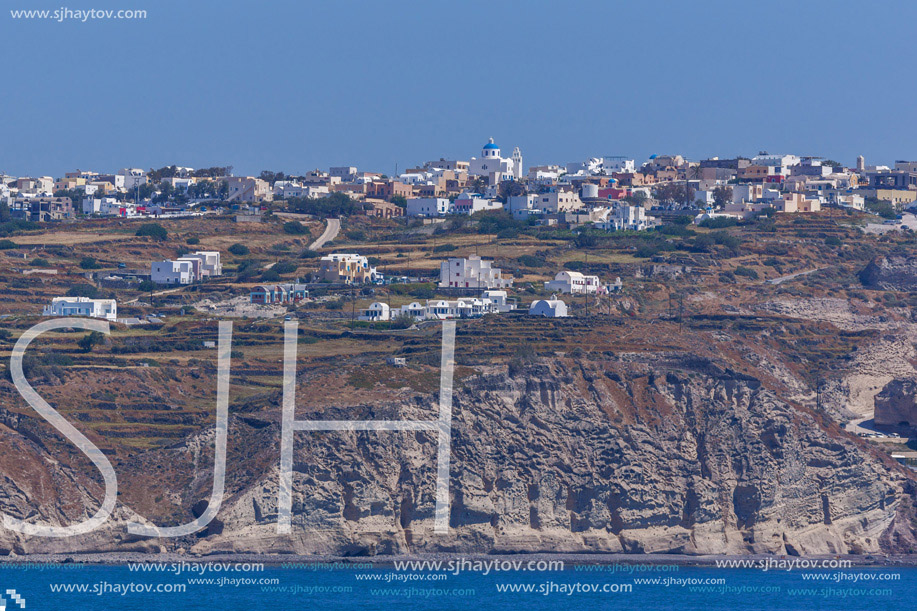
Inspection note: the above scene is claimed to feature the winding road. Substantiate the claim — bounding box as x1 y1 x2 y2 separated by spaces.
308 217 340 250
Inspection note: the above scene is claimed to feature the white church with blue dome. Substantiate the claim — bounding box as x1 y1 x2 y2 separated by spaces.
468 138 523 184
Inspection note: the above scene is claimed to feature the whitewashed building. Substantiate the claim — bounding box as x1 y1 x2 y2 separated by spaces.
117 168 148 191
151 260 195 285
360 290 513 322
406 197 451 217
179 251 222 277
529 298 568 318
597 205 655 231
439 256 512 289
545 271 604 294
468 138 522 184
359 302 391 322
43 297 117 321
532 190 583 214
452 192 502 215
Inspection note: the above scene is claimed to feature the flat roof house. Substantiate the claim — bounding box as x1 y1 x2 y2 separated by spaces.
43 297 117 321
438 256 512 289
318 253 380 285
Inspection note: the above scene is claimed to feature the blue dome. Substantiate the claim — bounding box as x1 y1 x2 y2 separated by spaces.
483 142 500 150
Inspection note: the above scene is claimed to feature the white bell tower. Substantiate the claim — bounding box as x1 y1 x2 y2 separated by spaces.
512 147 523 179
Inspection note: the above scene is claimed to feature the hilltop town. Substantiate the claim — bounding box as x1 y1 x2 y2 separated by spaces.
2 141 917 557
2 140 913 323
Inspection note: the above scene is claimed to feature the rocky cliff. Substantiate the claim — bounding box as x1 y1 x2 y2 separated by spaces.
860 255 917 291
875 379 917 430
1 351 915 557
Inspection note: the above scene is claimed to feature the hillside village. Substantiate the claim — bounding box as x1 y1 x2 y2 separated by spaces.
3 141 917 475
3 139 915 326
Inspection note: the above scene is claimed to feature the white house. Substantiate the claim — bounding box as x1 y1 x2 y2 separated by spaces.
597 205 654 231
117 168 148 191
533 190 583 214
359 302 391 322
367 291 513 323
751 153 800 170
406 197 450 217
506 194 540 219
452 192 502 215
439 256 512 289
151 260 195 285
180 251 222 277
43 297 117 321
545 271 603 295
529 298 568 318
82 197 125 216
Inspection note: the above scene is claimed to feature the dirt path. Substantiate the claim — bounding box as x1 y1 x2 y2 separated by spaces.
125 286 185 304
766 268 821 285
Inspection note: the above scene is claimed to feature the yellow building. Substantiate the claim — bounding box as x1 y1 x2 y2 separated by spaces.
318 253 379 284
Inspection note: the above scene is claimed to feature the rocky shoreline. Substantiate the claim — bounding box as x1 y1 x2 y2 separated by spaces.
1 551 917 568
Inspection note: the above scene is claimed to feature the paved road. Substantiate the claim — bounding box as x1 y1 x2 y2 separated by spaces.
308 218 340 250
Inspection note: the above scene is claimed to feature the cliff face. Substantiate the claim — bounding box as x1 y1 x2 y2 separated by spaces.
860 255 917 291
189 357 914 557
875 379 917 429
1 355 915 557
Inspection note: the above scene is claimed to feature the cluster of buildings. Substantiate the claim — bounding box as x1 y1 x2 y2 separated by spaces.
150 251 222 285
359 290 514 322
250 283 309 305
357 257 617 322
6 143 915 230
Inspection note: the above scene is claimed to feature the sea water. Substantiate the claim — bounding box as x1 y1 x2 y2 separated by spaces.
0 561 913 610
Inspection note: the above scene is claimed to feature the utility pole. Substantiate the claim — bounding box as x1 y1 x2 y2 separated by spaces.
678 292 685 333
350 284 356 330
815 369 823 412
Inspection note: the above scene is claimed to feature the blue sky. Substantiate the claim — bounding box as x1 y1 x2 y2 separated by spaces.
2 0 915 177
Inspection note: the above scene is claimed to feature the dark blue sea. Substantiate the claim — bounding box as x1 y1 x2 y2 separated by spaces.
1 560 914 610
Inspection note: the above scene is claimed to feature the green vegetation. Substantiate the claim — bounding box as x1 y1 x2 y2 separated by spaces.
67 284 99 298
286 192 360 218
78 331 105 353
734 266 759 280
135 223 168 241
272 261 298 275
518 254 548 267
0 219 38 237
228 243 250 256
865 197 897 220
79 257 100 269
699 217 739 229
283 221 308 235
0 239 17 250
